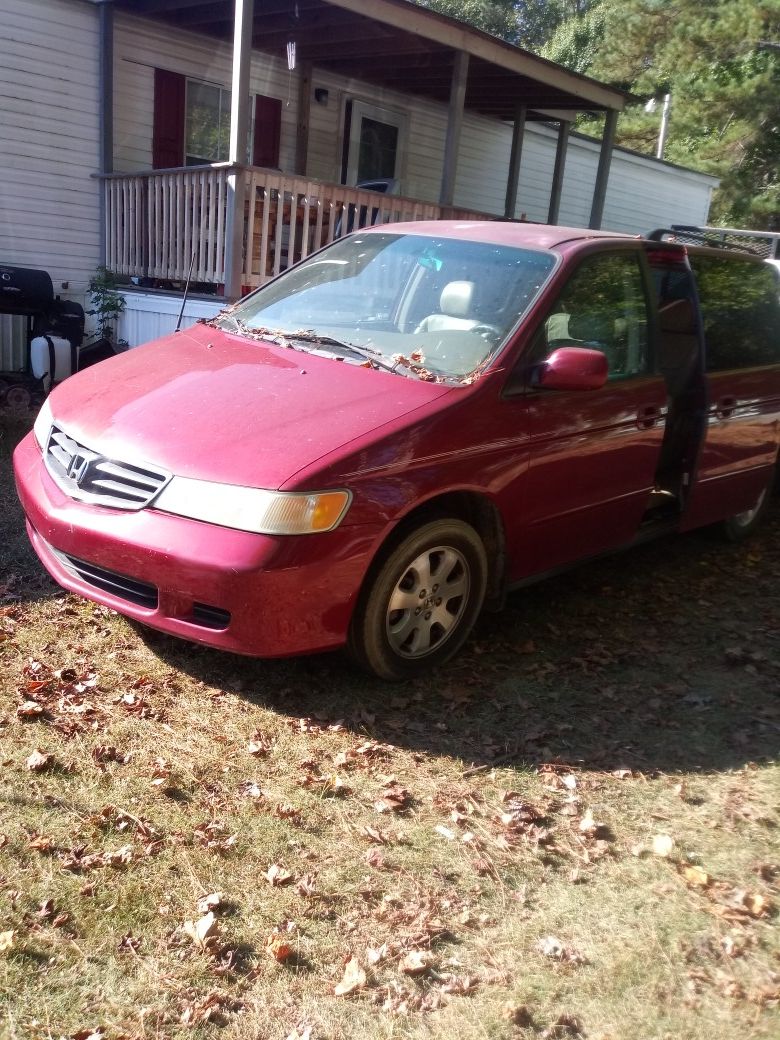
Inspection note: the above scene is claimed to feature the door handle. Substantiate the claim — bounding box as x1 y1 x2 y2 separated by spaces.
716 396 737 419
636 405 661 429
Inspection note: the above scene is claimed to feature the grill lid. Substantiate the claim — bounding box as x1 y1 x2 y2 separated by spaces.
43 424 171 510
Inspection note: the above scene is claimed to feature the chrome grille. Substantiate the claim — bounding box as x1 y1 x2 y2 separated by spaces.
43 424 171 510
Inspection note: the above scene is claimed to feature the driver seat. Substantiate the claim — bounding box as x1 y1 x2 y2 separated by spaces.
415 281 480 333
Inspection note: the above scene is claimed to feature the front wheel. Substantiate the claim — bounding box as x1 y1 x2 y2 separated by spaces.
348 518 488 680
722 474 774 542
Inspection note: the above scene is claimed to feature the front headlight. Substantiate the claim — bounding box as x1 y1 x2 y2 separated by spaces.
152 477 351 535
33 398 54 449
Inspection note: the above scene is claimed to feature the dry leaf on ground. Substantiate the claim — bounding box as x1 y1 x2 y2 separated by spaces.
334 956 367 996
183 912 219 950
652 833 675 858
399 949 437 975
26 749 53 771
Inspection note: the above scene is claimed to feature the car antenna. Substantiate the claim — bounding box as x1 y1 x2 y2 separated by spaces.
175 249 197 332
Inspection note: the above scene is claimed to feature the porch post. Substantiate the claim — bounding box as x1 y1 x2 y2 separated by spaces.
439 50 469 207
504 103 526 219
96 0 114 267
224 0 255 300
295 61 313 175
547 119 569 225
589 109 618 230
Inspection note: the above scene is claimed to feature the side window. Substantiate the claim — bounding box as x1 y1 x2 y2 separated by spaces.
648 260 701 397
533 252 650 380
689 255 780 371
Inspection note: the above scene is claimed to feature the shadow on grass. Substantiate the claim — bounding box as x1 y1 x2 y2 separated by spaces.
0 412 61 607
140 502 780 778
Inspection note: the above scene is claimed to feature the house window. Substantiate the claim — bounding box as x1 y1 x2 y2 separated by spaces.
153 68 282 171
185 80 233 165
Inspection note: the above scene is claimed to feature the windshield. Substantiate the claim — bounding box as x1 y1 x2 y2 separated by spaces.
214 232 556 382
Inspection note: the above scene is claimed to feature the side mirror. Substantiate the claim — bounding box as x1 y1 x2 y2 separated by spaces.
535 345 608 392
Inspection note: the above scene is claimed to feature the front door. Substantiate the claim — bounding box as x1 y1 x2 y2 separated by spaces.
343 100 405 187
506 250 668 580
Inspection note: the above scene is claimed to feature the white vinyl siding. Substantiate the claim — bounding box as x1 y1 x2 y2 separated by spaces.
113 12 294 173
0 0 101 296
301 72 716 235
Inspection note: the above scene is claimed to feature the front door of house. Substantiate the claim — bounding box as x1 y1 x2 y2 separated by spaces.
343 100 405 188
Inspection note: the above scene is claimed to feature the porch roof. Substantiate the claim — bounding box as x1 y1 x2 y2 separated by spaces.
114 0 632 119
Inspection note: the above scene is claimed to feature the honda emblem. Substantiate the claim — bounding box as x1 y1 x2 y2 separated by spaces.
67 453 89 485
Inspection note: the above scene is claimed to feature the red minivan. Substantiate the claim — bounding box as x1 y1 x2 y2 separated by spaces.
13 222 780 678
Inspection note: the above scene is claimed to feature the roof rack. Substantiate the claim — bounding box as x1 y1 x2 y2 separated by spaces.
648 225 780 260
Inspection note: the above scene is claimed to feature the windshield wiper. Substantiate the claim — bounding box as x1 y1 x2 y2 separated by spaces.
217 315 290 342
283 331 417 377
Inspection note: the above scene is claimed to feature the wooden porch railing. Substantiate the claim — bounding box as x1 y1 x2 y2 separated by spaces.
103 164 490 291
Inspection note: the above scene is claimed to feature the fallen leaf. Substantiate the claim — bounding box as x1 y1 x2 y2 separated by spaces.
738 890 771 918
538 935 588 965
118 932 142 953
26 749 53 772
652 833 675 858
0 930 15 952
296 873 316 897
183 911 219 950
578 811 598 836
334 956 367 996
399 950 436 975
367 943 387 965
285 1026 313 1040
373 784 410 814
267 935 294 963
17 701 45 719
362 825 390 844
682 865 710 888
503 1003 534 1026
541 1012 584 1037
197 891 226 914
247 732 273 757
265 864 293 887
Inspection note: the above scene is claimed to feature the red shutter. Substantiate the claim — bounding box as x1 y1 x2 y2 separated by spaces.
252 95 282 168
153 69 186 169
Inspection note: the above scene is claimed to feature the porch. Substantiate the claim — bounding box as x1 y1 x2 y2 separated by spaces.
100 0 631 300
103 163 486 292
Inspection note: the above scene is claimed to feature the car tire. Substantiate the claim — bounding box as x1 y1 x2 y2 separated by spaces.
722 472 774 542
348 518 488 681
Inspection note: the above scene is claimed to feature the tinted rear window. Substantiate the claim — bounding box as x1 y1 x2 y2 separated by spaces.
689 254 780 371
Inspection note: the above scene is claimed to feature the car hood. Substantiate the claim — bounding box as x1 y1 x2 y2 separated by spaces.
46 323 453 489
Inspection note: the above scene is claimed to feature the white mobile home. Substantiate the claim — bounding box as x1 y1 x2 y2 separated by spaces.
1 0 718 350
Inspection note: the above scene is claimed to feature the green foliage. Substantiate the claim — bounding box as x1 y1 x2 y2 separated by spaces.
518 0 598 51
412 0 520 43
545 0 780 229
88 265 127 343
411 1 600 49
542 0 613 75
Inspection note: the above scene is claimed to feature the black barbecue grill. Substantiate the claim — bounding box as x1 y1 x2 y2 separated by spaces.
0 263 86 408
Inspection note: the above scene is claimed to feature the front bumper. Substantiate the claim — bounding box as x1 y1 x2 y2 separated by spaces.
13 431 381 657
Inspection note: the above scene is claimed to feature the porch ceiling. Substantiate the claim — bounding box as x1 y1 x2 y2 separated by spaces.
115 0 631 119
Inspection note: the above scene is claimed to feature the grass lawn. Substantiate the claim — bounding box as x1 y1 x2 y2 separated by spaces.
1 407 778 1040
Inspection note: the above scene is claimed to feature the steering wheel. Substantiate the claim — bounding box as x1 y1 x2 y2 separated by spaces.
471 323 500 341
